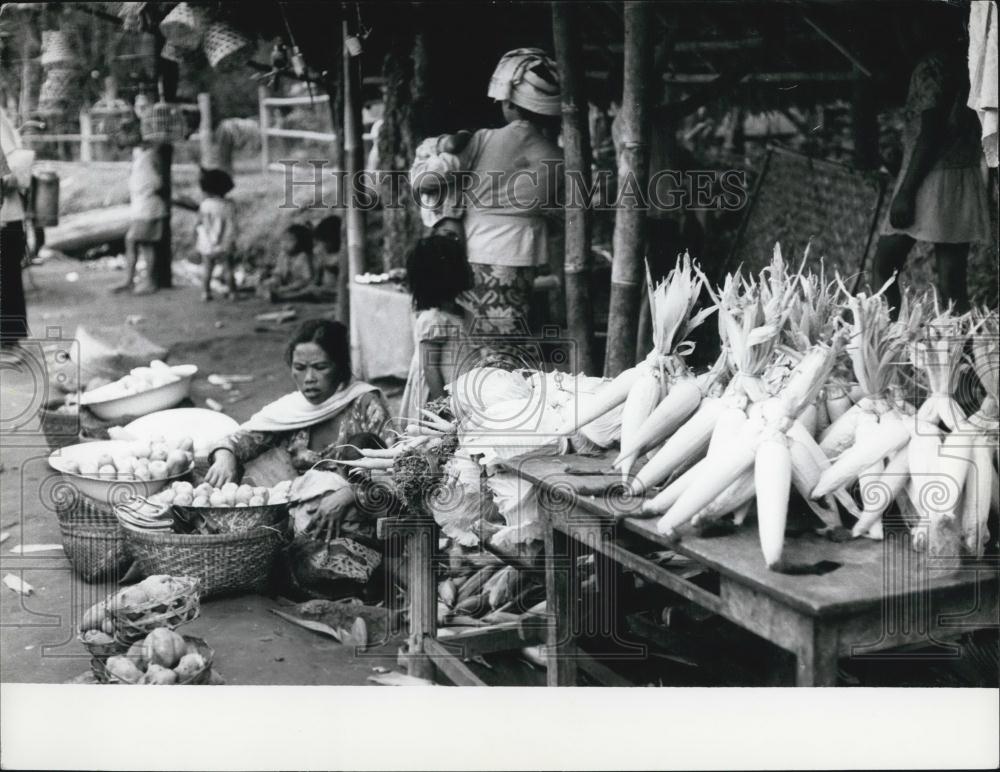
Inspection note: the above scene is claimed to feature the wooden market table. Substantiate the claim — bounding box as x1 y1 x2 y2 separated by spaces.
499 451 999 687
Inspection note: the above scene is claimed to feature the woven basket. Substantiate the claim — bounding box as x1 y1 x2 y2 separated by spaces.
159 2 206 50
203 21 252 71
139 101 187 143
172 502 289 535
59 522 131 583
55 493 119 527
40 30 77 68
110 575 201 644
78 633 127 682
121 521 288 598
103 634 214 684
39 69 79 104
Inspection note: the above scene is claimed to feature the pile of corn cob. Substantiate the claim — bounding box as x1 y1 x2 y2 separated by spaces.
436 552 545 625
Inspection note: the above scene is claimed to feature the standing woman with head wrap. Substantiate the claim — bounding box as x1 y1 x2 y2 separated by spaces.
411 49 564 366
0 106 33 348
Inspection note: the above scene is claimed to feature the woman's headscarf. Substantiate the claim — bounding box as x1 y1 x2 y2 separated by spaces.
487 48 561 116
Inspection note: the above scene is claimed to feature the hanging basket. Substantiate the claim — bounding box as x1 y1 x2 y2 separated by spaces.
117 2 148 33
159 2 207 51
40 30 77 69
203 21 252 71
139 102 187 144
91 99 135 137
38 69 80 105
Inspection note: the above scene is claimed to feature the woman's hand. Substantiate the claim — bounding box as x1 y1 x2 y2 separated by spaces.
204 449 238 487
302 486 357 543
889 188 917 230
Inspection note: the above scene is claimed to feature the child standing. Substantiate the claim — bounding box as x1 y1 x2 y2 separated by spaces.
399 235 472 422
113 118 167 295
261 223 315 301
195 167 237 301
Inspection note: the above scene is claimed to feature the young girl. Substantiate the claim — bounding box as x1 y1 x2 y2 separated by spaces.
195 167 237 301
399 235 472 423
261 223 316 301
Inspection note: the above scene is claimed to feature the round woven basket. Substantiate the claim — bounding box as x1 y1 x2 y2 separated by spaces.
120 521 288 598
172 502 289 534
58 522 131 583
103 634 214 684
40 30 77 68
110 576 201 644
159 2 206 50
203 21 252 71
55 491 119 527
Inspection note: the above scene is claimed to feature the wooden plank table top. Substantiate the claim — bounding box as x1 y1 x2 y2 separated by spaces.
500 451 998 620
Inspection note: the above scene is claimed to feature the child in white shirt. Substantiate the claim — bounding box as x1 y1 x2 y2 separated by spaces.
195 167 237 301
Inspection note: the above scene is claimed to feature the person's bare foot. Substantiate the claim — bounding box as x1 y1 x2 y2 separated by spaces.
110 283 132 294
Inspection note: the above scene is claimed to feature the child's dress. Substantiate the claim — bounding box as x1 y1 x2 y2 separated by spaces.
196 197 236 258
399 308 465 422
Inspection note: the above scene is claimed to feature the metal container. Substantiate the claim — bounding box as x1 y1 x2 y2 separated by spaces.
30 170 60 227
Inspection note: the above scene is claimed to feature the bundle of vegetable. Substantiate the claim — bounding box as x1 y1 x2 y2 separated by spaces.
804 288 925 541
963 309 1000 554
630 250 791 496
612 255 715 481
653 340 841 569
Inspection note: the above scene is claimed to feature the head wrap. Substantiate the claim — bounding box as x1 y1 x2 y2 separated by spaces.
487 48 561 116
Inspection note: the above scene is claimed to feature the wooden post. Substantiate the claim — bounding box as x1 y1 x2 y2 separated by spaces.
343 17 366 282
258 85 270 174
604 1 653 377
850 64 879 170
553 1 595 376
79 110 93 162
151 142 174 289
404 521 437 681
197 92 213 168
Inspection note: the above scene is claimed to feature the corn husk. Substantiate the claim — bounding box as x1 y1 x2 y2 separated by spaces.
910 298 970 431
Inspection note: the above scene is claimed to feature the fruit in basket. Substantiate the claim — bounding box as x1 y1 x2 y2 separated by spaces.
174 651 206 679
131 441 152 459
209 490 228 507
178 437 194 452
97 453 115 469
192 495 210 507
139 664 179 685
248 495 266 506
235 484 254 505
82 630 114 645
81 601 107 631
195 482 214 498
174 491 194 506
63 459 81 475
147 459 168 479
134 464 153 482
98 464 117 478
79 460 99 476
140 575 177 603
166 450 190 475
101 617 116 636
125 641 147 669
252 486 269 500
106 655 143 684
143 628 187 669
114 585 150 610
150 443 169 462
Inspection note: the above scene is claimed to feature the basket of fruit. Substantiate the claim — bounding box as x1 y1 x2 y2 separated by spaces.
48 438 195 506
102 629 214 685
79 362 197 421
120 518 289 599
106 574 202 644
156 480 290 535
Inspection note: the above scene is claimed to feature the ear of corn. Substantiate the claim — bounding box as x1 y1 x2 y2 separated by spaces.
812 413 909 498
852 446 910 536
692 469 756 525
656 421 762 536
615 369 666 479
629 396 725 494
641 458 707 515
707 403 750 458
959 443 993 556
788 432 841 530
755 431 792 568
797 403 819 438
615 375 701 464
818 402 865 457
567 365 643 436
825 385 854 424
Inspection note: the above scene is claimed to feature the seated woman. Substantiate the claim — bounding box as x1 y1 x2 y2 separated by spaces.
205 319 391 487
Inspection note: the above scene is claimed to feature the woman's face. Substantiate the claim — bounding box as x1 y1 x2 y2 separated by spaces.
290 342 338 404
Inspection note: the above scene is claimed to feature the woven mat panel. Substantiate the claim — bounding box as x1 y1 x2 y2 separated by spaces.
731 147 886 280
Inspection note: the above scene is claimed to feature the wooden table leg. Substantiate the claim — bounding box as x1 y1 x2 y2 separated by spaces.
404 521 437 681
544 523 577 686
795 621 840 687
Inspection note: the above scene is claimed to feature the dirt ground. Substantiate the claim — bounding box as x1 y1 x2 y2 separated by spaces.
0 255 410 685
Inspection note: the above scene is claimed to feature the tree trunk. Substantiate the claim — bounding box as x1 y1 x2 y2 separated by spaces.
604 1 653 377
343 18 366 283
553 1 595 375
151 142 173 289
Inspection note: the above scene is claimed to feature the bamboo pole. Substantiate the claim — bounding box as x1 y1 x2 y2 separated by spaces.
553 1 595 376
258 85 270 174
197 92 213 168
343 16 366 284
604 1 652 377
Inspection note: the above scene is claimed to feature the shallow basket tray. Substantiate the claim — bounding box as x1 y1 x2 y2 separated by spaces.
120 522 288 598
172 502 289 534
109 575 201 645
103 635 214 685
